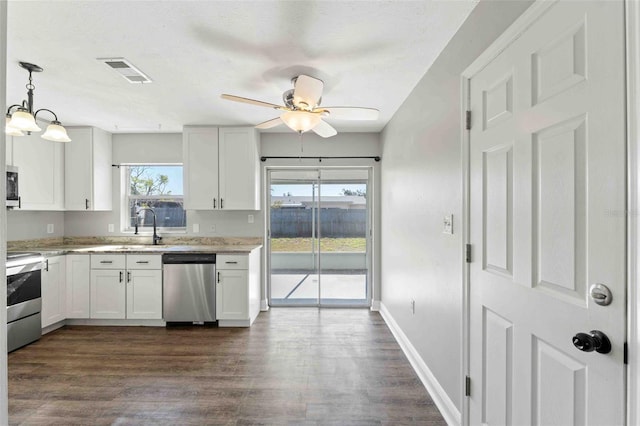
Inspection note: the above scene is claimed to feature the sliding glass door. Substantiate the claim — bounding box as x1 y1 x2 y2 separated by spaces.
268 168 370 307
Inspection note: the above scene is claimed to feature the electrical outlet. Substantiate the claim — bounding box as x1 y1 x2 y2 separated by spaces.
108 224 114 233
210 224 216 232
46 224 54 234
248 214 254 224
443 214 453 235
192 223 200 233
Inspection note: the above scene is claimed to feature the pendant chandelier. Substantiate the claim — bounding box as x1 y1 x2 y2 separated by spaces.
5 62 71 142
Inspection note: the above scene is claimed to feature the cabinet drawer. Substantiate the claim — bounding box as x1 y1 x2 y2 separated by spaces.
217 254 248 269
91 254 125 269
127 254 161 270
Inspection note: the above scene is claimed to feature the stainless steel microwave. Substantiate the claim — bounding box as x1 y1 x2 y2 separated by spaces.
6 166 19 208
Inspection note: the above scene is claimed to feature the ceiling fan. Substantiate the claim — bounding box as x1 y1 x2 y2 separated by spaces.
221 75 379 138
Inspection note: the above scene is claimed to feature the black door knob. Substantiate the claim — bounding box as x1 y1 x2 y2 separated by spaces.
572 330 611 354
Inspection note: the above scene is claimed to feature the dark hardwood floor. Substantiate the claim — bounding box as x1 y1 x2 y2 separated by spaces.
9 309 446 425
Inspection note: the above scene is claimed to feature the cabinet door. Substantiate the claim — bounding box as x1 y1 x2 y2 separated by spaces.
13 132 64 210
218 127 260 210
126 269 162 319
64 127 92 210
183 127 219 210
42 256 66 327
90 269 126 319
216 269 249 320
66 255 90 318
65 127 113 211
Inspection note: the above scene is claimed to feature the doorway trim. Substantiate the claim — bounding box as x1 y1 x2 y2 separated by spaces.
625 0 640 423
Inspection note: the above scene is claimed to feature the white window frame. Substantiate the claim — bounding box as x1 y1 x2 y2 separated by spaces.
121 164 186 233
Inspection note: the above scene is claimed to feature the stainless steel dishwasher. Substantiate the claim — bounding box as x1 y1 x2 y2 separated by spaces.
162 253 216 324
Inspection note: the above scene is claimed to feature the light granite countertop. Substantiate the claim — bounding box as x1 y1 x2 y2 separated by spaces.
8 237 263 257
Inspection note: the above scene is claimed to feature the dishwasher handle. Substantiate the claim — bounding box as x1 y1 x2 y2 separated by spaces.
162 253 216 264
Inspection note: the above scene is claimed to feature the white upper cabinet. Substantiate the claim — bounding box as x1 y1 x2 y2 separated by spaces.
183 126 220 210
183 126 260 211
218 127 260 210
64 127 113 211
8 133 65 210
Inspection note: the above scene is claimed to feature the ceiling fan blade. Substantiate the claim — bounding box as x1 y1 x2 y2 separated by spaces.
255 117 283 129
221 94 283 110
293 75 324 109
312 120 337 138
320 107 379 121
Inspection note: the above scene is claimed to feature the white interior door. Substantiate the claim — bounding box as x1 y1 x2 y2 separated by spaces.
468 1 626 425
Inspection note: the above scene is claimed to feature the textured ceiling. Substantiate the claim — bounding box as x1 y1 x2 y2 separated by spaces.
6 1 478 134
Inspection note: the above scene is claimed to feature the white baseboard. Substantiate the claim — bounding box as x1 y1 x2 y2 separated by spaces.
379 302 461 426
66 319 166 327
260 299 270 311
370 300 381 311
41 320 65 335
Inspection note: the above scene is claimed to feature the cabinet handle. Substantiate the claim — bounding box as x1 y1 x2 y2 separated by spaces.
220 198 224 209
136 261 149 264
127 271 131 282
213 198 216 209
217 272 221 283
45 259 49 272
225 261 238 264
100 260 113 264
85 198 89 210
119 271 123 282
18 196 21 209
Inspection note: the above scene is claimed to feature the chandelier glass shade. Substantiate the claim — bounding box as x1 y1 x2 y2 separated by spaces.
5 115 24 137
5 62 71 142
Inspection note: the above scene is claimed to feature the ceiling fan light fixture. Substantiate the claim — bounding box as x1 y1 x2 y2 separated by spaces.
5 115 24 137
9 108 41 132
281 110 321 133
41 121 71 142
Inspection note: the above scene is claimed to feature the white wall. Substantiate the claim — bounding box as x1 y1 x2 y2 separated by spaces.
1 0 9 422
7 211 64 241
379 0 533 414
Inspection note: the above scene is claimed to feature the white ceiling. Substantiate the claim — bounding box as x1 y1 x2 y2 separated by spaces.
6 1 478 134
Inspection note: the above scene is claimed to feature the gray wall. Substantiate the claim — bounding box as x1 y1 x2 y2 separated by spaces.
379 0 533 412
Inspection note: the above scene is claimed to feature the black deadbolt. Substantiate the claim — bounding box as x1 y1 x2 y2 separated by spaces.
572 330 612 354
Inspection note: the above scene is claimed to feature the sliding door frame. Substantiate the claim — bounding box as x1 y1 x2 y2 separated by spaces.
266 166 373 308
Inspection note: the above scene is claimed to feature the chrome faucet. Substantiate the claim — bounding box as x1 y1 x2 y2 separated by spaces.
134 207 162 245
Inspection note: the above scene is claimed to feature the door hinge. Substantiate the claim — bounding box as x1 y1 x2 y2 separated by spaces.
624 342 628 364
465 244 472 263
465 110 472 130
465 376 471 397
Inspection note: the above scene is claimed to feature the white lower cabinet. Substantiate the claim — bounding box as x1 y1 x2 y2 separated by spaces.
90 254 162 320
66 255 91 319
216 268 249 320
216 250 261 326
42 256 66 328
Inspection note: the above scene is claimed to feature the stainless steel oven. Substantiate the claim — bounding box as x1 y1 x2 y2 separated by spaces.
6 165 20 208
7 252 44 352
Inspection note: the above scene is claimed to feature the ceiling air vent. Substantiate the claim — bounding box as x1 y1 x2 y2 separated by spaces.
98 57 152 84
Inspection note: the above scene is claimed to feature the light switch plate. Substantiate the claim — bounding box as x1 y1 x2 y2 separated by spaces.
248 214 254 224
192 223 200 233
46 224 54 234
108 224 114 233
443 214 453 235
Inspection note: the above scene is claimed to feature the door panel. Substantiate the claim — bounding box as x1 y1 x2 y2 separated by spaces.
469 2 625 425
